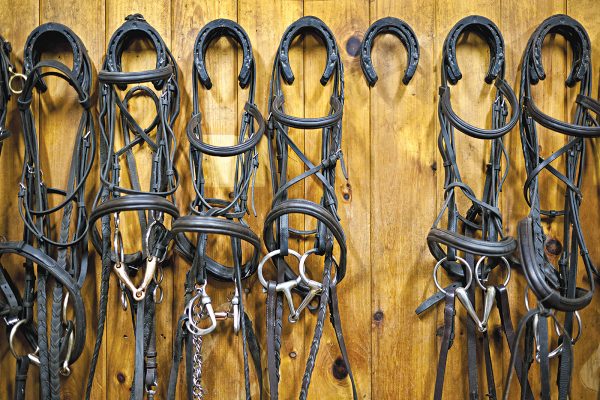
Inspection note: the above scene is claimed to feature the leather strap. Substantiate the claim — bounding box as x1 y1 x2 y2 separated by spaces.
433 285 456 400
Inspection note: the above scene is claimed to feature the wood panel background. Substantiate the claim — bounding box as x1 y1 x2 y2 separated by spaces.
0 0 599 398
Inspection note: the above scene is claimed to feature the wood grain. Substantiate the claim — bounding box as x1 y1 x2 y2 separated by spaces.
565 1 600 398
302 0 370 398
0 0 599 399
369 0 437 398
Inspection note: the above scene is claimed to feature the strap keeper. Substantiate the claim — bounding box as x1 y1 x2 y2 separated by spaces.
17 96 32 110
79 95 92 109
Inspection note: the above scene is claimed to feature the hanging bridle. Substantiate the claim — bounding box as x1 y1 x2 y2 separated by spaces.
167 18 265 400
503 14 600 400
415 15 524 400
86 13 180 400
260 15 357 400
0 22 94 400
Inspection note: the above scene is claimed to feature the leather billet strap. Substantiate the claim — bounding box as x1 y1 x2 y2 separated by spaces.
0 241 86 365
359 17 419 86
433 285 456 400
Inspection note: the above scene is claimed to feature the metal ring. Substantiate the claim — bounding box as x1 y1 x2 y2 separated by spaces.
257 249 302 288
62 292 70 322
8 69 27 95
298 248 324 290
433 256 472 294
553 310 582 345
474 256 511 291
153 265 164 284
9 319 39 360
153 284 164 304
113 228 125 264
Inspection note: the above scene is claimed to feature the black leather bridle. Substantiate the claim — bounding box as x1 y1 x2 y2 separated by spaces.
415 15 524 400
0 22 94 400
261 15 357 400
166 19 264 400
86 14 180 400
502 14 600 400
0 34 18 151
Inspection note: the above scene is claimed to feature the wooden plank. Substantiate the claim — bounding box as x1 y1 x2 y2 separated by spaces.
104 2 172 398
238 1 305 399
301 0 370 398
565 1 600 398
0 0 39 398
170 0 244 398
37 2 106 398
368 0 436 398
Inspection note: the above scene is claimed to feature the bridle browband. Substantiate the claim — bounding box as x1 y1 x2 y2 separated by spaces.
261 15 357 400
166 19 264 400
86 13 180 400
416 15 524 400
503 14 600 400
1 22 94 400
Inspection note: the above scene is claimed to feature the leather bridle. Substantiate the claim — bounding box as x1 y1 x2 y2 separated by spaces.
261 15 357 400
0 22 94 400
86 14 180 400
502 14 600 400
415 15 524 400
0 34 20 151
166 19 264 400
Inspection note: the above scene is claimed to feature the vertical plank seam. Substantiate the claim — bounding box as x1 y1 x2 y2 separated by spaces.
432 0 439 386
103 1 108 398
368 1 373 398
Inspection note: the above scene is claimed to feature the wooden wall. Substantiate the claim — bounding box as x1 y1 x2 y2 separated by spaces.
0 0 599 398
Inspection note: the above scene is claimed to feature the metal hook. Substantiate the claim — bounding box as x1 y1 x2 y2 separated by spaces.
185 285 217 336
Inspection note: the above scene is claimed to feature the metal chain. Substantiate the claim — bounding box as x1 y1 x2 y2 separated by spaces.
191 333 205 400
